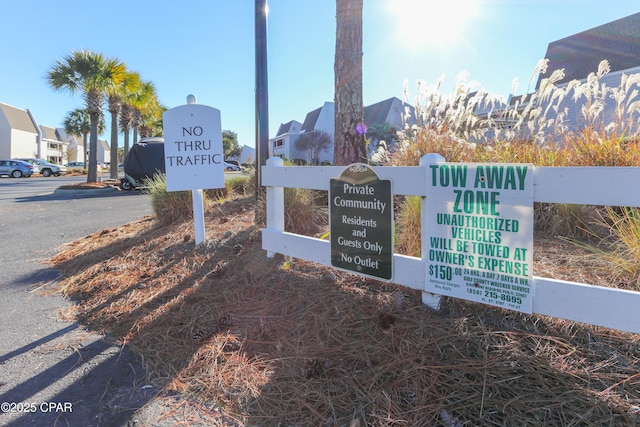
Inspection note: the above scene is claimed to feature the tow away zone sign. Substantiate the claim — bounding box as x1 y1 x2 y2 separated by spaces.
425 163 534 313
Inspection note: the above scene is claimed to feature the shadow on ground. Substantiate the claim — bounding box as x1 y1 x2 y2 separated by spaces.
0 268 159 427
14 188 145 203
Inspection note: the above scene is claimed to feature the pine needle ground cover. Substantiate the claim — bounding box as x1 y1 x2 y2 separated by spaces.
49 194 640 426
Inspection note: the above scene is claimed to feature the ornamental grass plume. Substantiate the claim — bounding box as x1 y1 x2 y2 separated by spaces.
393 60 640 272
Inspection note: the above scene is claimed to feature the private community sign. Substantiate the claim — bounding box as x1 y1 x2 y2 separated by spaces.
425 163 534 313
330 163 393 280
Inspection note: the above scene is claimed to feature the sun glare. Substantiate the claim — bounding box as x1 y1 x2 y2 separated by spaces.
389 0 479 49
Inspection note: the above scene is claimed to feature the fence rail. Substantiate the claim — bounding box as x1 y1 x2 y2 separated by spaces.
262 155 640 334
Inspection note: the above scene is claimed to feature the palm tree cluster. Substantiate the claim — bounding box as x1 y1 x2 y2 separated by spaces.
48 49 163 182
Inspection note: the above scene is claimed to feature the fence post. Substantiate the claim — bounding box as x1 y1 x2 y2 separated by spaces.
420 153 446 310
265 156 285 258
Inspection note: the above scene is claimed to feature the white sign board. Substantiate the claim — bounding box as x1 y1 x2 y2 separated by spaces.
425 163 534 313
163 103 224 192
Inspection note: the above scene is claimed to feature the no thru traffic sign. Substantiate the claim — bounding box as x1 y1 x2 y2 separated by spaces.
163 102 224 192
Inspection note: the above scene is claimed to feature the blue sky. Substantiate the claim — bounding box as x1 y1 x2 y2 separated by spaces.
1 1 638 149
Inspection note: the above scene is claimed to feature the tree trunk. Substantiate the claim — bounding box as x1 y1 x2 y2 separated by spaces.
86 88 103 183
123 126 130 158
109 109 120 179
334 0 365 166
82 133 88 166
87 112 99 183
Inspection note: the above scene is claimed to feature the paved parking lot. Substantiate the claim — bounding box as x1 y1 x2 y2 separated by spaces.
0 176 156 426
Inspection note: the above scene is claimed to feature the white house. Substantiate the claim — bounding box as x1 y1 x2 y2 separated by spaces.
271 120 303 161
56 128 84 163
97 139 110 164
0 102 39 159
39 125 67 164
270 102 336 164
237 144 256 165
496 12 640 142
269 98 416 165
535 13 640 137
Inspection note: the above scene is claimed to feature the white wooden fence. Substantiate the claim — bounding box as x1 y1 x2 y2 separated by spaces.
262 155 640 334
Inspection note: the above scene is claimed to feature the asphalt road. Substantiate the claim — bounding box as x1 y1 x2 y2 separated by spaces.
0 175 157 426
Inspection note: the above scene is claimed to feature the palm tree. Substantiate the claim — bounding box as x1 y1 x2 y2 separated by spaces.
334 0 366 165
367 122 396 144
47 50 125 182
118 71 142 158
106 69 139 179
63 108 106 166
130 80 160 144
138 105 164 138
63 108 91 165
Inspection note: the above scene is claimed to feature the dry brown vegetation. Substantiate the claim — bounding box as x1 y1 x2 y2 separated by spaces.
49 192 640 426
46 60 640 425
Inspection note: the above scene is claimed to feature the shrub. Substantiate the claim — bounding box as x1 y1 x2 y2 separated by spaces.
144 174 194 226
284 187 327 236
225 174 254 196
593 207 640 283
394 196 421 257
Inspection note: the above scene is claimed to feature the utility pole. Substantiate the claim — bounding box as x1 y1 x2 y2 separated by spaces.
255 0 269 194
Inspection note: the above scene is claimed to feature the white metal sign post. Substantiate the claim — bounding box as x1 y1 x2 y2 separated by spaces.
163 95 225 245
425 163 535 313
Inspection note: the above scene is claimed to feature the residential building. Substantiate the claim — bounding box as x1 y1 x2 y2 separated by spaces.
237 144 256 165
537 12 640 90
364 97 416 156
270 97 415 165
270 102 335 164
56 128 84 163
271 120 303 161
39 125 66 164
0 102 39 159
0 102 80 165
533 12 640 138
97 139 110 164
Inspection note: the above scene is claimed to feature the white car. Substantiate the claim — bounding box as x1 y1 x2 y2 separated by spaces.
16 158 67 177
224 162 240 171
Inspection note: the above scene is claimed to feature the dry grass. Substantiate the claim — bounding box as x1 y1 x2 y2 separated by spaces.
49 194 640 426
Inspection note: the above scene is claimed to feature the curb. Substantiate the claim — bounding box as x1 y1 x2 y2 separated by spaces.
53 186 121 196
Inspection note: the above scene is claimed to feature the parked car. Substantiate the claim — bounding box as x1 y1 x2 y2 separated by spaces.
65 161 85 168
120 137 165 190
16 158 67 177
225 160 246 171
224 161 240 171
0 159 34 178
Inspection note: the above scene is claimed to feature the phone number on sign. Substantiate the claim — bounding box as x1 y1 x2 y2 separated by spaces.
1 402 73 413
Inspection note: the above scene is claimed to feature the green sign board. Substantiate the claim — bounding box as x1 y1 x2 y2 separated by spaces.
330 163 393 280
425 163 534 313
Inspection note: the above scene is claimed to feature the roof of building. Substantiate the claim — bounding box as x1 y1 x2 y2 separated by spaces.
300 106 323 132
39 125 60 141
275 120 301 137
537 12 640 89
0 102 38 133
277 97 416 137
364 98 395 127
